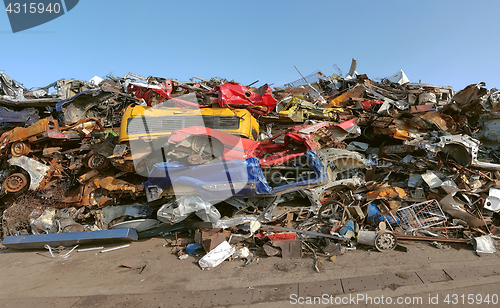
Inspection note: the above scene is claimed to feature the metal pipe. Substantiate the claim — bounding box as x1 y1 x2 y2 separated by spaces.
261 224 348 241
100 244 130 253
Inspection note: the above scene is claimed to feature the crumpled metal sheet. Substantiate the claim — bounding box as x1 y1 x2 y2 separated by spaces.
56 88 134 126
484 187 500 212
0 72 86 107
30 208 58 234
93 176 142 193
99 204 156 229
216 83 278 115
0 118 60 150
416 111 449 131
476 112 500 142
372 117 417 140
0 107 39 126
452 82 488 107
366 187 406 200
277 96 342 122
157 196 220 225
7 156 50 190
330 84 366 107
439 194 487 227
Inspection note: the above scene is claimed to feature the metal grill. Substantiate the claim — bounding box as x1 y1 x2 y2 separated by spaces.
395 200 447 232
126 115 239 135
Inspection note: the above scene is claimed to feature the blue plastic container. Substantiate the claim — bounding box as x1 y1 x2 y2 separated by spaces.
186 243 203 254
339 220 355 235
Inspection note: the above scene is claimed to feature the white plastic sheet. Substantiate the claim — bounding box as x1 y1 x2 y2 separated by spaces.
198 241 235 270
473 235 497 254
386 69 410 85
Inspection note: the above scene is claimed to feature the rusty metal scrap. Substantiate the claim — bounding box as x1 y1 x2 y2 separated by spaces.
366 187 407 200
92 176 143 194
1 62 500 265
330 84 366 107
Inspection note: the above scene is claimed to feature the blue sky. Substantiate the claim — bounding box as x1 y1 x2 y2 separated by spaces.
1 0 499 92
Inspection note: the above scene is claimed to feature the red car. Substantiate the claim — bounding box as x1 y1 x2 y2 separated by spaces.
164 119 359 167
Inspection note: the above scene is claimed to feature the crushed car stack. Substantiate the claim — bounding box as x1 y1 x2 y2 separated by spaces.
1 60 499 266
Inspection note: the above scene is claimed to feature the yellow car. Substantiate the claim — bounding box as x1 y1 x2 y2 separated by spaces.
119 104 259 143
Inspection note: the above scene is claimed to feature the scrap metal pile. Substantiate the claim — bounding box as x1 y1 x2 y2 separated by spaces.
1 61 499 266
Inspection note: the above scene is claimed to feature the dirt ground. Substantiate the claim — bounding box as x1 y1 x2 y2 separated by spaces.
0 236 500 307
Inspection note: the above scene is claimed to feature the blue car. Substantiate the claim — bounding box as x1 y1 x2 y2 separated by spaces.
145 148 367 203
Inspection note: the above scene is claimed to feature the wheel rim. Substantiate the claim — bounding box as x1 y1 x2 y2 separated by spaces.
375 232 397 251
11 142 29 156
3 173 28 193
187 154 203 165
88 154 108 170
318 200 342 223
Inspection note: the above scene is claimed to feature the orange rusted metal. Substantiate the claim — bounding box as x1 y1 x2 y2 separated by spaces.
93 176 141 193
7 118 59 144
330 84 366 107
366 187 407 200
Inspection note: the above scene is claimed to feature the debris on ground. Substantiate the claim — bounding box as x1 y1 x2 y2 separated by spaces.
1 60 500 269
